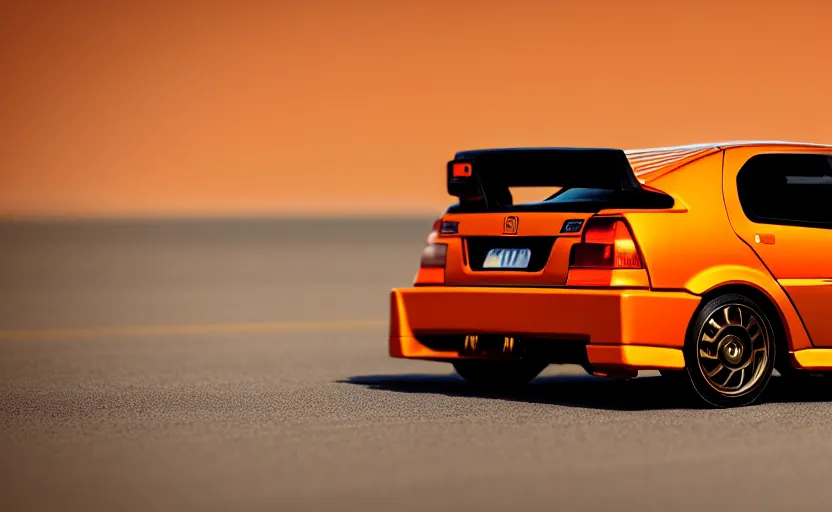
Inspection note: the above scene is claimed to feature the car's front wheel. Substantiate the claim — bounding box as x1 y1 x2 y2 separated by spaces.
682 293 776 408
452 359 548 389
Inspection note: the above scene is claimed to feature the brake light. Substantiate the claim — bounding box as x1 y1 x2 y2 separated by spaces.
421 219 447 266
570 217 642 269
566 216 648 287
415 219 447 285
420 242 447 268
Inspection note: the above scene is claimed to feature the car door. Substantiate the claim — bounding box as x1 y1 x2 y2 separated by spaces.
722 146 832 347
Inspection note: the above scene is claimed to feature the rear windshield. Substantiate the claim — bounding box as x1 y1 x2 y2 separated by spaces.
543 188 620 203
447 187 673 213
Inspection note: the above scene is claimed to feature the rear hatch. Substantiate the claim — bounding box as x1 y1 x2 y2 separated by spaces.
438 148 674 286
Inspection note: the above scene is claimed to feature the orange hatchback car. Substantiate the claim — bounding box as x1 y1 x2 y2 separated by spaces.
389 141 832 407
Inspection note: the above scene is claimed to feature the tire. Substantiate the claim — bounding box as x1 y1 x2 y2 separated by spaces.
682 293 776 408
452 360 548 389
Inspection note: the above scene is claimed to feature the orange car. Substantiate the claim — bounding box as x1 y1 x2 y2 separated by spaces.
389 141 832 407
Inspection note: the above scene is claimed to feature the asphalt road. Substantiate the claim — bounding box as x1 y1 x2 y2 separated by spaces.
2 218 832 512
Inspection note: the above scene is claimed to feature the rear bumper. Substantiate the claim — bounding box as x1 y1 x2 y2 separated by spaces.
389 286 701 371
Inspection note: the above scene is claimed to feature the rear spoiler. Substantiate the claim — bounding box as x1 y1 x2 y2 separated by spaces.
447 147 643 208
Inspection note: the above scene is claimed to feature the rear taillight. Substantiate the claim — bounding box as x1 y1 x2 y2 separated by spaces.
420 243 447 268
421 218 454 267
566 216 648 287
415 219 447 285
570 217 642 270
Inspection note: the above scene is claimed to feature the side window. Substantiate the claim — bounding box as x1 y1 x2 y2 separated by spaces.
736 153 832 229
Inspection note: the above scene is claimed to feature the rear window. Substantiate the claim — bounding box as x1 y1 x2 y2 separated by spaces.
446 187 673 213
542 188 620 203
736 153 832 228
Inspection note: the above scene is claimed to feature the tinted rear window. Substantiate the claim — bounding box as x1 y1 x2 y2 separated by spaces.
736 153 832 228
542 188 619 203
446 187 673 213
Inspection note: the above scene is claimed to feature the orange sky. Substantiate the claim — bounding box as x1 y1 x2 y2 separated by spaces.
2 0 831 217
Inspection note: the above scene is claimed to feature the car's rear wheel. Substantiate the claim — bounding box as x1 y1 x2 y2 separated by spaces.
682 293 775 408
452 359 548 389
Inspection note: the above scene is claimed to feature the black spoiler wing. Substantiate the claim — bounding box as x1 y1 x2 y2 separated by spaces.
447 147 642 208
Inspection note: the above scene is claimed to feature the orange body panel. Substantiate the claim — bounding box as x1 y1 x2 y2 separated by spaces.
390 287 698 369
792 349 832 370
778 281 832 348
395 141 832 374
436 212 589 287
621 150 816 353
720 146 832 348
586 345 685 370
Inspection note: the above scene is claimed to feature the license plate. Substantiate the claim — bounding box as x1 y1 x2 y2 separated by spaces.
482 248 531 269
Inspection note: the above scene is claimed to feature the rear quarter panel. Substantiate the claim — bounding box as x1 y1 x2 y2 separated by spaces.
620 151 814 352
721 145 832 349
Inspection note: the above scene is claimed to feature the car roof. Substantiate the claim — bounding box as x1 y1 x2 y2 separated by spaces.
625 140 832 181
450 141 832 185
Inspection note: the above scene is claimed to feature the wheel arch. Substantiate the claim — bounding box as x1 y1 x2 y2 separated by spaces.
685 265 813 354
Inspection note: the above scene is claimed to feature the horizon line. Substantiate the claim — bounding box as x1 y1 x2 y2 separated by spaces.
0 211 442 223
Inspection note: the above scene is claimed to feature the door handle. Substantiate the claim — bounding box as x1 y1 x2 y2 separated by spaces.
754 234 775 245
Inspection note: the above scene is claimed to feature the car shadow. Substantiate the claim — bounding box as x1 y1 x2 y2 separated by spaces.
340 372 832 411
